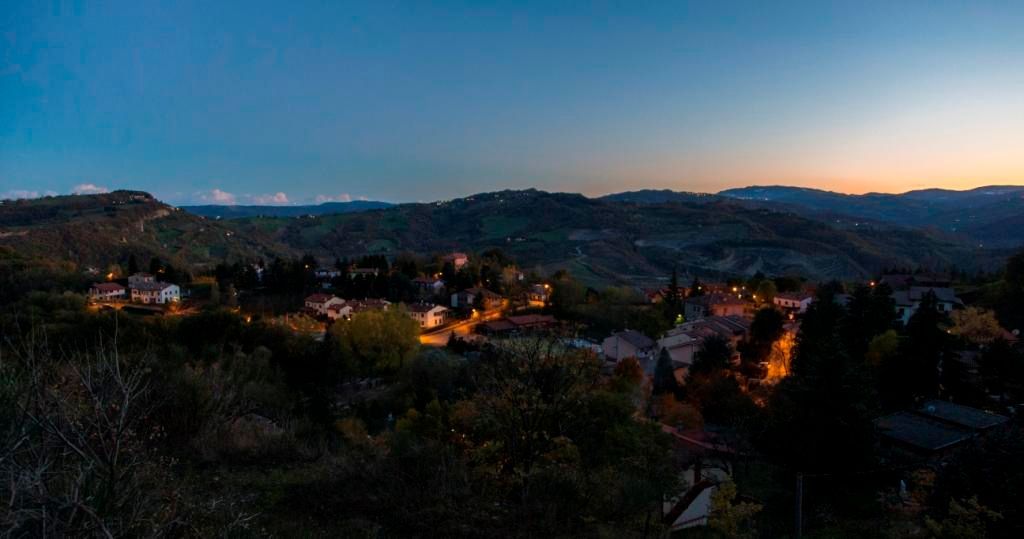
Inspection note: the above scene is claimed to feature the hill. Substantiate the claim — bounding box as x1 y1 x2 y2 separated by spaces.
718 185 1024 247
229 189 997 287
180 200 393 219
0 191 294 271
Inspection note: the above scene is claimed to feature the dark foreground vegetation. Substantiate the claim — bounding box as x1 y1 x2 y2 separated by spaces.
1 248 1024 537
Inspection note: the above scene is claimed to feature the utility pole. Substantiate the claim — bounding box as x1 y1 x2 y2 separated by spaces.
795 472 804 538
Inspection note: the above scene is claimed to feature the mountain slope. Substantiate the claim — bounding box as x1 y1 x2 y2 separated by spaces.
232 189 996 286
717 185 1024 246
0 191 294 270
181 200 392 219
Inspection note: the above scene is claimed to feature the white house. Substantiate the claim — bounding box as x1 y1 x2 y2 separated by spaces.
326 303 353 321
89 282 126 301
406 303 450 329
602 330 657 373
773 292 813 313
893 287 963 325
305 293 345 316
131 281 180 304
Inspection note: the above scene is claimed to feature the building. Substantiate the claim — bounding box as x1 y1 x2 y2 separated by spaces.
314 267 341 279
602 330 657 369
773 292 813 313
451 287 503 310
443 252 469 270
413 276 446 294
406 303 450 329
326 303 353 321
89 282 126 301
477 314 558 336
875 400 1009 461
526 283 550 307
131 281 180 304
128 272 155 288
348 267 379 279
347 298 391 316
892 287 963 325
658 316 750 369
683 293 747 321
305 293 345 316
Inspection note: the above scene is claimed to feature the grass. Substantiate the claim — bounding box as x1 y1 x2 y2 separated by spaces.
481 215 528 240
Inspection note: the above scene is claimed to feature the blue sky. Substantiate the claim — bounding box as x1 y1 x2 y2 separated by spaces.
2 1 1023 204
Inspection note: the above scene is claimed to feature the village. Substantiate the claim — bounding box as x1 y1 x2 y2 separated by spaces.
79 247 1022 534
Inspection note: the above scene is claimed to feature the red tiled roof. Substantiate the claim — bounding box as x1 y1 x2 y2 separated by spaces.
91 282 125 292
305 293 334 304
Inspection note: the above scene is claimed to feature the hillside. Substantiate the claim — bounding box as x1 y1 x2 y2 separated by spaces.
181 200 393 219
228 189 996 286
718 185 1024 247
0 191 294 271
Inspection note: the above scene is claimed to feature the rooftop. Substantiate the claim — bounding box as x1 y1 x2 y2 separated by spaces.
916 400 1009 431
611 329 655 350
132 281 176 292
875 412 975 452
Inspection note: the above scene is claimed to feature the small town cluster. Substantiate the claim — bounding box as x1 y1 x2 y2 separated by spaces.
78 248 1020 534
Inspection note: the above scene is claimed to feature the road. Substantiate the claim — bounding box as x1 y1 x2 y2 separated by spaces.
419 307 505 346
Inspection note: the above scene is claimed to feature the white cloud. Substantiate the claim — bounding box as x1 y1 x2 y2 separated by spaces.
314 193 352 203
1 189 58 200
194 188 238 205
71 183 110 194
251 192 289 205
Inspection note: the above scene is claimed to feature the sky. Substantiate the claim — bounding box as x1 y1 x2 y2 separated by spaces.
2 1 1023 204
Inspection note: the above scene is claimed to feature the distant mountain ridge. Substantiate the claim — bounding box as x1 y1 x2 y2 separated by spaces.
181 200 393 219
710 184 1024 247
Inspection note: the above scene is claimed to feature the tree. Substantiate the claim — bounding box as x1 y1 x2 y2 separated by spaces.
754 279 777 305
763 289 877 474
689 335 732 377
709 481 762 539
689 277 704 297
330 307 420 374
888 290 948 406
924 497 1002 539
149 256 163 275
127 253 139 274
739 307 785 367
653 348 681 396
949 307 1005 346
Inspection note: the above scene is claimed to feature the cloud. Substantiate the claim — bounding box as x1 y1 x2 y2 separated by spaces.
71 183 110 194
1 189 58 200
314 193 352 203
194 188 238 205
251 192 289 205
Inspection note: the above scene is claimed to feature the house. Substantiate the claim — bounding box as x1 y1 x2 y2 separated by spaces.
346 298 391 316
89 282 126 301
683 293 747 321
875 400 1008 461
314 267 341 279
658 316 750 369
128 272 155 288
305 293 345 316
130 281 180 304
413 276 446 294
602 330 657 371
348 267 379 279
406 303 450 329
326 303 353 321
773 292 813 313
526 283 550 307
476 314 558 336
892 287 963 325
451 287 503 310
443 252 469 270
662 426 745 532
